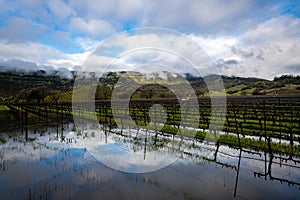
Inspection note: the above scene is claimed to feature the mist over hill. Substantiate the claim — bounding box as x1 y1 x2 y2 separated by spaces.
0 68 299 102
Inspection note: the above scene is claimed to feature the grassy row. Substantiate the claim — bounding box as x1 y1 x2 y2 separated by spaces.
193 131 300 156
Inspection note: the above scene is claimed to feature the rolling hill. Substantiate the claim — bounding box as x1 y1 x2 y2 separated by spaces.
0 69 299 103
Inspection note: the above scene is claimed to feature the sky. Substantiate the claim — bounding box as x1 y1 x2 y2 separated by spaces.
0 0 299 79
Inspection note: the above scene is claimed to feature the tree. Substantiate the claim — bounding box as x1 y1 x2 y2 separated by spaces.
240 90 247 96
95 86 112 100
15 86 51 102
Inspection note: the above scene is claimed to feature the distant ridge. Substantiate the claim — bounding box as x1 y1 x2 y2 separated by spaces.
0 69 299 101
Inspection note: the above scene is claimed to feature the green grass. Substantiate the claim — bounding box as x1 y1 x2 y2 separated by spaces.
0 105 9 111
218 134 300 156
44 90 73 102
226 84 246 92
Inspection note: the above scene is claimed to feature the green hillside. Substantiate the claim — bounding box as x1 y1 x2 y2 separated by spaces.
0 70 74 101
1 70 299 103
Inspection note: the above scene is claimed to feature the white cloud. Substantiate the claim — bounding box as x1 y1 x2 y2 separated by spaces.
0 17 48 42
74 37 102 51
138 0 277 34
0 59 38 71
66 0 261 35
182 15 300 79
143 0 245 23
47 0 74 20
68 19 300 80
188 35 239 61
80 30 217 77
0 58 76 78
68 0 143 20
242 15 300 44
0 1 299 79
0 42 60 63
0 1 52 27
69 17 115 37
240 41 300 79
0 42 88 70
235 16 300 79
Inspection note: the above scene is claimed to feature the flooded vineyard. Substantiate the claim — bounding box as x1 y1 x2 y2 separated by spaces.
0 96 300 199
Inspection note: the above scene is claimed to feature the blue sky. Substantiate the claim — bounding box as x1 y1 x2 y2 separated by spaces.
0 0 299 79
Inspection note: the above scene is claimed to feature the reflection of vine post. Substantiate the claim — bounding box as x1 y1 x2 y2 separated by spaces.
268 148 274 179
144 128 148 160
213 141 219 161
20 104 24 135
264 151 267 180
234 147 242 197
25 105 28 142
56 101 59 138
263 100 267 142
105 128 107 144
154 105 157 137
61 104 64 141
